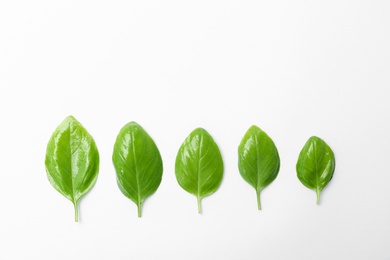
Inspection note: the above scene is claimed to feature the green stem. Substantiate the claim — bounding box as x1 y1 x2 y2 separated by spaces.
197 196 202 214
74 203 79 222
316 189 321 205
256 189 262 210
137 201 142 218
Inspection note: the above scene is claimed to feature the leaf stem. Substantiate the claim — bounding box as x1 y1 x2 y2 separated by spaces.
316 189 321 205
74 203 79 222
197 196 202 214
256 189 262 210
137 201 142 218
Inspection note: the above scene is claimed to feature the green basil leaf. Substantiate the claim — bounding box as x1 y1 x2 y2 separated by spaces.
112 122 163 217
45 116 100 222
238 125 280 210
296 136 335 205
175 128 223 213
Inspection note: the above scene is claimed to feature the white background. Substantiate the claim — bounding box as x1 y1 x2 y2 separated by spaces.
1 0 389 259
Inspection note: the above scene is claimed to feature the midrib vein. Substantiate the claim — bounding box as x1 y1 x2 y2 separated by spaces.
69 121 75 203
314 142 319 190
197 136 202 198
132 132 141 204
255 136 260 191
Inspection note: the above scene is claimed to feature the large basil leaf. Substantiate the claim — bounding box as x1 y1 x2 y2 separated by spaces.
238 125 280 210
175 128 223 213
296 136 335 204
112 122 163 217
45 116 100 222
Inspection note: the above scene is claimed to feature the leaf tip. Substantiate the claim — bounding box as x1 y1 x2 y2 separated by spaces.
193 127 207 134
128 121 140 127
308 135 323 143
65 115 77 122
62 115 81 127
248 125 260 132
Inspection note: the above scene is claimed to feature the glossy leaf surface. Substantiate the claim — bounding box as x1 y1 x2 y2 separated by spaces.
112 122 163 217
175 128 223 213
238 125 280 210
296 136 335 205
45 116 99 222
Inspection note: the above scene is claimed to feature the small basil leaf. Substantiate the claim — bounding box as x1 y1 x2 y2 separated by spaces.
175 128 223 213
112 122 163 217
45 116 100 222
296 136 335 205
238 125 280 210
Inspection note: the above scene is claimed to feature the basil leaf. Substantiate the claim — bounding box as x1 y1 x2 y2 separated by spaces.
45 116 100 222
296 136 335 205
112 122 163 217
238 125 280 210
175 128 223 213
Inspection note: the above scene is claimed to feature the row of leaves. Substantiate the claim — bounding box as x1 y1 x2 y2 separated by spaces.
45 116 336 222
